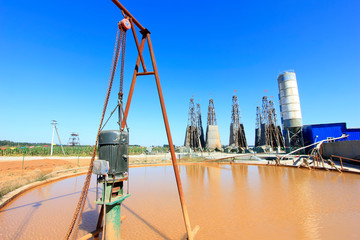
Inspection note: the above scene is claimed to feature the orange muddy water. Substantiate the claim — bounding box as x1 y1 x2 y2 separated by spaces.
1 164 360 240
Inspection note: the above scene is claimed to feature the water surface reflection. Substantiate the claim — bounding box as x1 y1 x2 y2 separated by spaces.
1 164 359 239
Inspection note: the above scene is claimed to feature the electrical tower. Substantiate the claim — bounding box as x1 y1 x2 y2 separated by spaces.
229 95 248 151
68 132 80 146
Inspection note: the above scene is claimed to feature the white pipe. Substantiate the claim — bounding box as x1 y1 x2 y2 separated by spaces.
281 133 349 161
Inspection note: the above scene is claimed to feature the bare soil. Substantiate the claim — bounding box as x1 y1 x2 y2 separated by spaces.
0 155 205 198
0 158 90 197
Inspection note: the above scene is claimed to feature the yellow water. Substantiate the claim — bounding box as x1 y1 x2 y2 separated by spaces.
1 164 360 239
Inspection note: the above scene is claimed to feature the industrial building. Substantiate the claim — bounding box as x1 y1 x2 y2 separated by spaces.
303 122 360 160
303 122 360 145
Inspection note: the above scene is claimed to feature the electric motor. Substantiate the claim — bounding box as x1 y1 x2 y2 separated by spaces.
98 130 129 178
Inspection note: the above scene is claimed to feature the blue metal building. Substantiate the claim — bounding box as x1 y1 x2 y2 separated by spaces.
302 122 360 146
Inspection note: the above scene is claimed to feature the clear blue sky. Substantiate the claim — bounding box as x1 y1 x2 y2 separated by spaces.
1 0 359 146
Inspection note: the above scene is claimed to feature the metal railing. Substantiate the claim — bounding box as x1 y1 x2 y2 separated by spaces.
330 155 360 170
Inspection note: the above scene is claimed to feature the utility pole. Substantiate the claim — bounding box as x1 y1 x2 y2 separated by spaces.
50 120 65 156
50 120 56 156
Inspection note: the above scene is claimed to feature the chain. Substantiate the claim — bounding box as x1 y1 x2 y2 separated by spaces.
64 24 123 240
119 28 127 100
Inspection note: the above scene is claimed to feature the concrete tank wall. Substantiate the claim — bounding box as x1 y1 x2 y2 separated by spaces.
321 140 360 161
277 71 303 129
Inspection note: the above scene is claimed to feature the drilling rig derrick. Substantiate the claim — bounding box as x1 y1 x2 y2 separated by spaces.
196 103 206 149
229 95 248 151
184 98 202 149
255 96 284 150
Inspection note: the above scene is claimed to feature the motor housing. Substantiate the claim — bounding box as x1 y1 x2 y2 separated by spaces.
98 130 129 178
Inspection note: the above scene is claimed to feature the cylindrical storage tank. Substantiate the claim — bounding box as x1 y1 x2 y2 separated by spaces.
98 130 129 177
277 71 303 129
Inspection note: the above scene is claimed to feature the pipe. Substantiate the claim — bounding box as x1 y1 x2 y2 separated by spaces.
281 134 349 161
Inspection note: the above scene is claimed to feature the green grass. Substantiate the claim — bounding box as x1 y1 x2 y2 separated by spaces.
1 145 172 156
35 174 49 182
0 170 49 200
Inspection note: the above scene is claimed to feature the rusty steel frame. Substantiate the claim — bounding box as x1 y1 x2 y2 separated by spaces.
111 0 198 239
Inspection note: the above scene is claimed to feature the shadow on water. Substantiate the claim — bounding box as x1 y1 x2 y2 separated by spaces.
78 208 99 233
0 187 97 213
13 202 42 240
122 204 172 240
77 204 185 240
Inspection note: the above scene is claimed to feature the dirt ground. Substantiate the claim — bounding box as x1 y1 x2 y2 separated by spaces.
0 158 91 197
0 155 204 198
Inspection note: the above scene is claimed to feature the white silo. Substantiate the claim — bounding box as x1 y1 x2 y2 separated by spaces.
277 71 304 148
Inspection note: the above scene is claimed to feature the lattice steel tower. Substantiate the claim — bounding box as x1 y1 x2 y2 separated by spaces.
255 106 262 147
196 103 205 149
229 95 247 150
184 98 202 149
207 99 217 125
257 96 284 149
